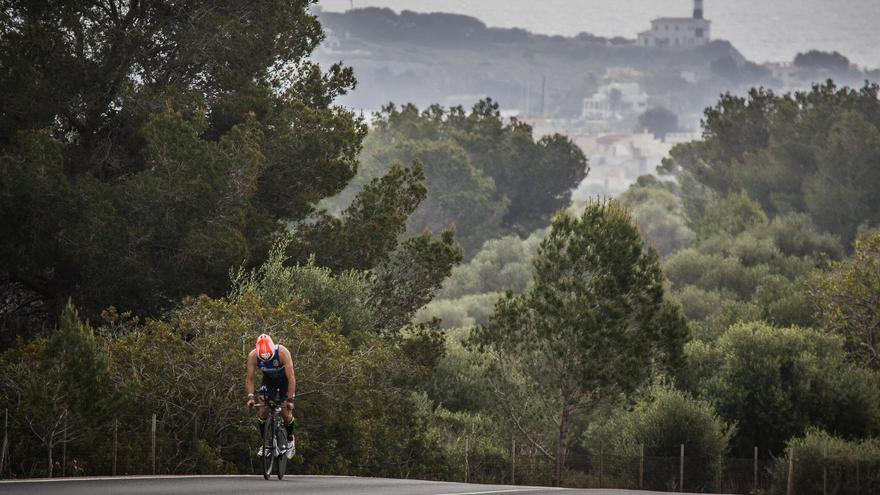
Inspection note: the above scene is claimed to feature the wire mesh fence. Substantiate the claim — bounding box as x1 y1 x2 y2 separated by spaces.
451 444 880 494
2 415 880 495
0 412 264 479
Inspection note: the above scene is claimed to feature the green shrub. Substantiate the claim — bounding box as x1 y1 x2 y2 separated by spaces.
624 198 695 257
584 385 734 492
691 300 763 341
700 258 770 299
770 429 880 495
416 299 473 329
727 232 780 267
193 440 235 474
439 230 544 299
429 404 511 483
765 213 843 260
416 292 502 329
230 242 375 338
697 191 767 240
663 250 723 290
674 286 730 322
685 322 880 456
754 275 816 328
426 328 495 412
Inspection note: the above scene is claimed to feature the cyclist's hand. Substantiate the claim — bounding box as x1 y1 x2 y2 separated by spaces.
246 398 256 408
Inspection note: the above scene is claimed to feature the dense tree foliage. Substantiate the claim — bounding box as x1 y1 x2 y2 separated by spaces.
771 430 880 494
812 231 880 371
3 1 880 482
681 322 880 457
291 163 428 272
619 177 842 338
472 202 688 484
617 176 694 257
369 229 463 332
325 100 588 253
0 0 369 332
660 82 880 245
0 3 467 480
636 107 680 140
709 55 772 86
0 303 120 476
416 229 546 329
794 50 851 73
0 262 453 477
439 231 545 300
584 385 733 491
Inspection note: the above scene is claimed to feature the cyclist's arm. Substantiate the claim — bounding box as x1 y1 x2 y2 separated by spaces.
279 345 297 399
245 349 257 396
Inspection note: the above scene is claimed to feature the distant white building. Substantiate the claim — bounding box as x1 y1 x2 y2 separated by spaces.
571 132 673 199
582 82 648 122
637 0 711 48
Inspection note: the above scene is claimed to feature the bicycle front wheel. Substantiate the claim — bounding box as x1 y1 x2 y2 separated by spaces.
276 420 287 480
261 418 274 480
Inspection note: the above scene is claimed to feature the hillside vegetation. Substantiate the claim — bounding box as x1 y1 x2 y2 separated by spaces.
1 4 879 492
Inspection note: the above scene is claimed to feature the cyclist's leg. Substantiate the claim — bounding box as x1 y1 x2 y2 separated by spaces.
278 377 296 444
255 383 270 457
281 405 294 436
274 375 295 457
256 384 269 437
283 414 295 448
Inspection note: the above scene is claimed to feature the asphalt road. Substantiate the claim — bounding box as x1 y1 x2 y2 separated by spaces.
0 475 701 495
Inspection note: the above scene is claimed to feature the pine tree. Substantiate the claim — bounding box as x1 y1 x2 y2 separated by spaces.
473 201 688 485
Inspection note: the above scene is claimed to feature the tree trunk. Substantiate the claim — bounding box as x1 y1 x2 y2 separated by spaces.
555 406 571 487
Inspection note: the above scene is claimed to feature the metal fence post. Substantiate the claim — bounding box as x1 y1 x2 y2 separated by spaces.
639 444 644 490
639 444 645 490
508 439 515 485
62 413 67 477
47 435 53 478
112 419 117 476
0 408 8 477
754 446 758 493
856 460 860 495
786 447 795 495
822 447 827 495
151 414 157 475
679 444 684 491
598 445 603 488
464 435 469 483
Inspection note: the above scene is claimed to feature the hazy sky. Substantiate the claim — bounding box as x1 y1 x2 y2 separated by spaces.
319 0 880 69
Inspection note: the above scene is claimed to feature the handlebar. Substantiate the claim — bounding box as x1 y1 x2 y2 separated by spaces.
254 403 288 408
250 390 316 407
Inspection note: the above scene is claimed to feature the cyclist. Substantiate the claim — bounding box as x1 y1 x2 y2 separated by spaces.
246 333 297 458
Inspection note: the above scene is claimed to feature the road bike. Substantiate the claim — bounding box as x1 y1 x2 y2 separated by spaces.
256 391 296 480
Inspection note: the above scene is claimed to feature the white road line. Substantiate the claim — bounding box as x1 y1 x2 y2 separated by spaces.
432 489 565 495
0 474 354 483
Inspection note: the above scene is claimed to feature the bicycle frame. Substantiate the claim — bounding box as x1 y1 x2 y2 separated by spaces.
256 392 292 480
253 391 312 480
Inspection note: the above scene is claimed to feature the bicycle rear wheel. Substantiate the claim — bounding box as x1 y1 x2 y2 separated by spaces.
276 420 287 480
261 418 274 480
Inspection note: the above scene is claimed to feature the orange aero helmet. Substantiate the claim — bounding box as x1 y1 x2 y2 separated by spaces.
256 334 275 361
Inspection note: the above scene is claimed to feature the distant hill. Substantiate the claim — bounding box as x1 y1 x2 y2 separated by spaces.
313 8 760 118
319 7 629 47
